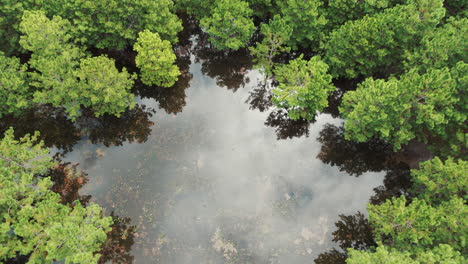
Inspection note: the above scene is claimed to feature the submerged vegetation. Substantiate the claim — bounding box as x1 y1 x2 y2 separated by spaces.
0 0 466 263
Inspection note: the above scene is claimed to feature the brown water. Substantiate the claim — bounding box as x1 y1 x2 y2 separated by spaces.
0 28 412 264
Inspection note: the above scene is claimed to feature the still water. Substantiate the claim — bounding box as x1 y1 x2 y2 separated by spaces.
61 55 385 263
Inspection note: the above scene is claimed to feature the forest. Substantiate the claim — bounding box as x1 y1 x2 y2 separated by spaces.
0 0 466 263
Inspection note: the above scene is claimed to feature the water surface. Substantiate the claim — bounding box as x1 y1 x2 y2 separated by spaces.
60 55 385 263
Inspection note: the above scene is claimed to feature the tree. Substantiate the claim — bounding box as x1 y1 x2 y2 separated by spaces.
134 30 180 87
42 0 182 49
19 10 135 119
173 0 215 17
277 0 327 49
74 56 136 117
405 17 468 73
339 65 464 150
324 0 403 31
347 244 465 264
368 196 467 252
411 157 467 205
324 0 445 78
272 55 335 120
0 128 112 263
249 15 292 76
0 0 182 53
199 0 255 50
0 52 31 117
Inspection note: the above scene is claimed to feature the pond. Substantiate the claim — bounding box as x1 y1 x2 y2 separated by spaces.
1 27 411 264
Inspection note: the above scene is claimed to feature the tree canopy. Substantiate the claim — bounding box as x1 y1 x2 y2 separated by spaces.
0 128 112 263
134 30 180 87
199 0 255 50
340 63 466 150
19 10 135 119
272 55 335 120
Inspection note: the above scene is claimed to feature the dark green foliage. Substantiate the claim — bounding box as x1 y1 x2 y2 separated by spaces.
0 0 182 53
369 196 467 252
249 15 292 76
325 0 403 30
277 0 327 49
41 0 182 49
405 17 468 72
324 0 445 78
340 65 465 150
200 0 255 50
347 244 465 263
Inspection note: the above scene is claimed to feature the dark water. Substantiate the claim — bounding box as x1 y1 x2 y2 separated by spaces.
1 26 413 264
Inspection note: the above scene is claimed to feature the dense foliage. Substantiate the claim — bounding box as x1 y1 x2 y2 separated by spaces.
199 0 255 50
134 30 180 87
1 0 466 262
0 129 112 263
272 56 334 120
346 158 467 263
17 10 136 119
340 63 466 150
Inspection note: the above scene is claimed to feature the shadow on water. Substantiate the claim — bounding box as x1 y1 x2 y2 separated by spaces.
0 104 155 154
314 124 413 263
193 31 254 91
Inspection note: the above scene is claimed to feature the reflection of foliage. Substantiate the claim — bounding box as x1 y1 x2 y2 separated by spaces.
369 165 412 206
246 82 274 112
332 212 376 250
314 248 347 264
314 212 376 264
0 104 155 153
194 34 253 91
98 212 136 264
0 105 80 152
317 124 393 176
265 109 311 140
78 105 155 147
50 162 91 205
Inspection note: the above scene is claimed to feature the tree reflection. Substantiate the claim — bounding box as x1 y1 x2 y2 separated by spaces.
314 212 376 264
0 104 155 154
193 32 253 91
317 124 393 176
77 105 155 147
314 249 347 264
315 122 414 263
369 165 412 205
98 212 137 264
265 109 312 140
0 106 80 152
246 82 274 112
246 81 313 140
322 89 345 119
49 162 92 205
